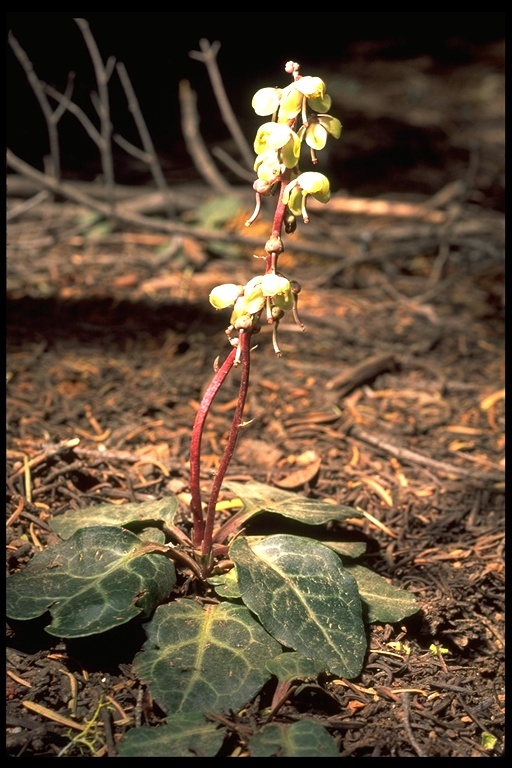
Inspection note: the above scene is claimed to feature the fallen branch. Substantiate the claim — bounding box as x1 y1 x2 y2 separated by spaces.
348 425 504 485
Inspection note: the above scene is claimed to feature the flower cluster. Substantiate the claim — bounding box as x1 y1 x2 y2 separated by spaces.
209 272 302 361
209 62 340 359
248 62 342 225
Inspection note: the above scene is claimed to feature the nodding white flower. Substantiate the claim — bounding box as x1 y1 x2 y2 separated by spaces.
230 295 262 329
254 150 285 183
294 76 326 100
276 83 304 122
209 283 244 310
241 276 266 315
298 114 342 150
252 87 282 116
306 93 332 114
253 123 301 169
282 172 331 221
260 273 293 310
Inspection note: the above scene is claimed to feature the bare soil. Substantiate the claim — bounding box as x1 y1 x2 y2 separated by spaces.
6 38 505 757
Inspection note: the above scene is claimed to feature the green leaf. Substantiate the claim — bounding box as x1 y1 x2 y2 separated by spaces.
230 535 366 679
207 567 242 599
223 480 363 526
133 600 281 714
266 651 326 684
322 540 367 558
137 527 166 544
117 714 225 757
481 731 498 751
343 562 420 623
193 196 243 229
50 497 178 540
6 526 176 637
248 720 339 757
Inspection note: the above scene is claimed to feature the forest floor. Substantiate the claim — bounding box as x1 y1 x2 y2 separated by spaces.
6 37 505 757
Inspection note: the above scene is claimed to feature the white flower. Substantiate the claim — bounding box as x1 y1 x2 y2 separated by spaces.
209 283 244 310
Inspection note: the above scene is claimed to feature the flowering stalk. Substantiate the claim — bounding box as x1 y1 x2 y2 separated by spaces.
189 61 341 573
189 346 237 548
200 330 251 571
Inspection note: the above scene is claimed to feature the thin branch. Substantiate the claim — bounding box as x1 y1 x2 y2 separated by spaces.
74 17 116 211
179 79 234 195
6 149 251 247
189 39 254 169
9 152 497 266
211 146 255 182
45 84 102 144
8 31 73 185
400 694 425 758
7 190 50 222
114 61 175 218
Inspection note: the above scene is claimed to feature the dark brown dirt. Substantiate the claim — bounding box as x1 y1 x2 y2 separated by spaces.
6 37 504 757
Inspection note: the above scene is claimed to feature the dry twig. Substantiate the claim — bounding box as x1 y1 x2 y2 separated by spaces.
114 61 175 218
8 31 73 187
179 79 233 195
189 39 254 170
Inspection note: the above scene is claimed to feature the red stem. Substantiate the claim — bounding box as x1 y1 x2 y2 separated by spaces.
190 148 291 560
189 346 237 548
265 175 290 274
201 330 252 560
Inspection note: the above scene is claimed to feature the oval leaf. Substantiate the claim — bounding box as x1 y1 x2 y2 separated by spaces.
248 720 339 757
266 652 326 684
230 535 366 678
223 480 362 526
133 600 281 714
343 562 420 623
50 497 178 540
117 714 225 757
6 526 176 637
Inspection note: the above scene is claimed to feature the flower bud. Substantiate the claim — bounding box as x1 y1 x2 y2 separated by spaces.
233 313 254 331
254 150 284 183
265 236 283 255
254 122 298 154
271 306 285 321
253 178 274 195
284 212 297 234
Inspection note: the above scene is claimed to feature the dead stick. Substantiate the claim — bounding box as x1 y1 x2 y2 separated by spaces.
326 353 396 395
348 425 504 484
